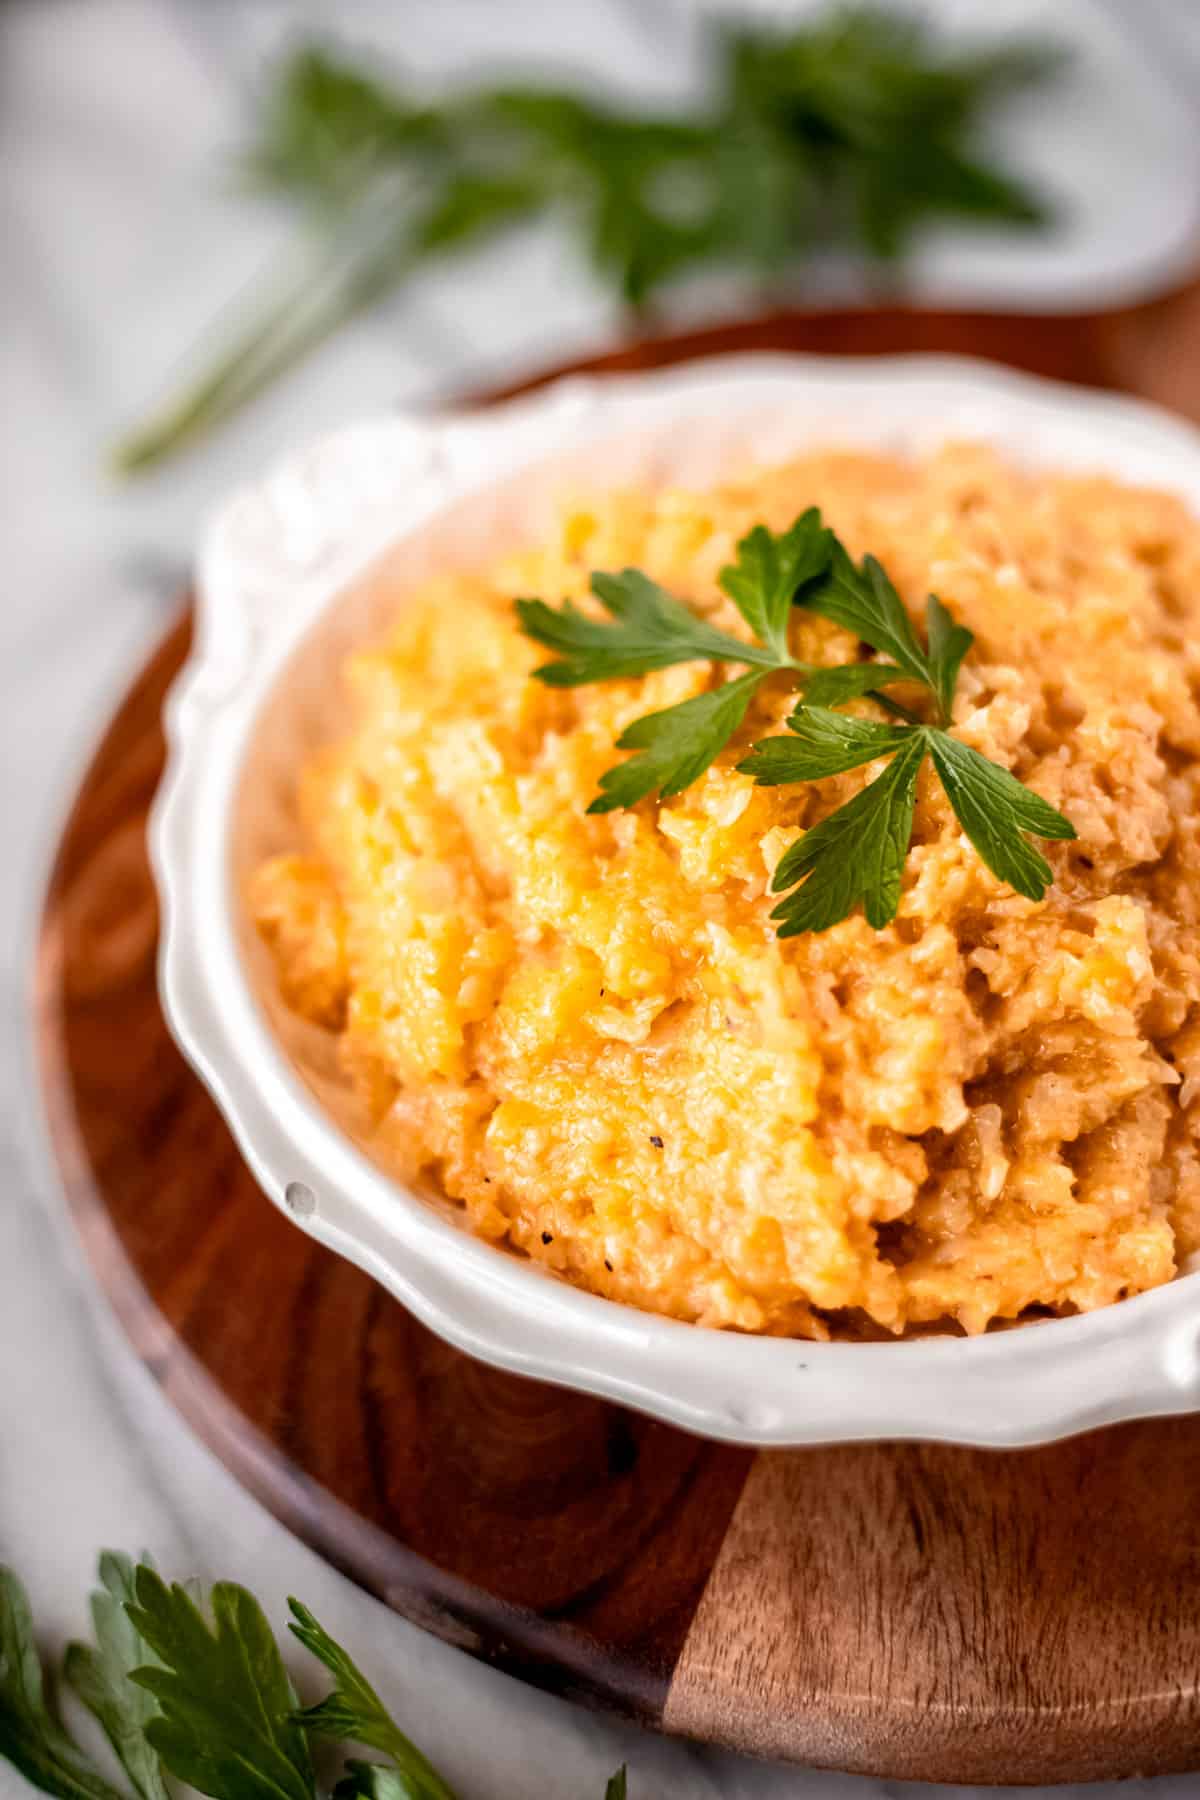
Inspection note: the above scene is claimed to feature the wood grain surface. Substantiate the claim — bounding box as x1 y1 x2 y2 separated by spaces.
31 284 1200 1784
666 1434 1200 1782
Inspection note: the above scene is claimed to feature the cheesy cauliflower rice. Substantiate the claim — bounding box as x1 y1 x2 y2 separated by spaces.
250 445 1200 1338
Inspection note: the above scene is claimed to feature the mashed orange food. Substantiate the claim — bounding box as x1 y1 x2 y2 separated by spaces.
250 445 1200 1337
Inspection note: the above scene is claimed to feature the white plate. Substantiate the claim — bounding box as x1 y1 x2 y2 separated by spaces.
152 353 1200 1447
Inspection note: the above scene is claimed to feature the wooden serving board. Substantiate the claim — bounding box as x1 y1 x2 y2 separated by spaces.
33 292 1200 1786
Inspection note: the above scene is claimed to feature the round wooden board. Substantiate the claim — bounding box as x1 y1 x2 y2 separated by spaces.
32 294 1200 1786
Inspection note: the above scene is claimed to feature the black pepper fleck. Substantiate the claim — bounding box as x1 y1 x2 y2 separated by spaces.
541 1231 553 1244
649 1135 664 1149
604 1259 613 1271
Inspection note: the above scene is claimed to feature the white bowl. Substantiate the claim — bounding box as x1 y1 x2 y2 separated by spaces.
151 353 1200 1449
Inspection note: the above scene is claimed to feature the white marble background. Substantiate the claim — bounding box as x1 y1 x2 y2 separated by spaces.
5 3 1200 1796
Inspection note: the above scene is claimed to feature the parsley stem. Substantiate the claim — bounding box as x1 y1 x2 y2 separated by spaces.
111 180 423 475
110 267 321 474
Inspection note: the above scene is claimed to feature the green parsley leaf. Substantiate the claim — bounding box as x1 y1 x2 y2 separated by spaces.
125 1567 313 1800
717 507 833 660
927 732 1076 900
412 172 546 254
739 708 914 783
852 138 1046 260
242 48 448 208
704 116 813 273
796 660 911 708
744 708 1076 933
63 1555 168 1800
517 570 773 687
0 1566 131 1800
723 10 1056 264
482 91 718 306
799 544 934 691
792 538 975 723
287 1602 455 1800
589 670 765 813
5 1559 631 1800
768 731 928 935
924 593 974 725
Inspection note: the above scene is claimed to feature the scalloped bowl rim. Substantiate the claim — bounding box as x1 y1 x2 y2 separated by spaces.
151 352 1200 1448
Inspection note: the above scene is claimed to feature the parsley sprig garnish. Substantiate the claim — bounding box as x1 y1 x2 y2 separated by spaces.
110 11 1060 472
1 1559 628 1800
518 511 1075 935
516 508 910 812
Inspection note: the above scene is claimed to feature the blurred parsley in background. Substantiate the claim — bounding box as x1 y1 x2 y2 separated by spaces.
113 7 1063 472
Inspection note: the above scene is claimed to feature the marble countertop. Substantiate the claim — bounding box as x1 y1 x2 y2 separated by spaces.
5 3 1200 1796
